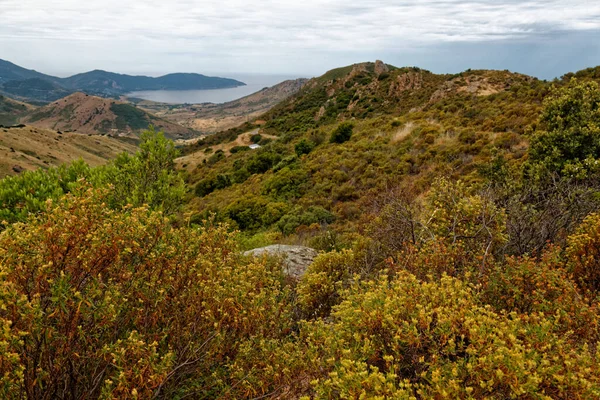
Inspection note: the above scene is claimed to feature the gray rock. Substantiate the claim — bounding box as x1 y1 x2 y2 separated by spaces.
244 245 318 279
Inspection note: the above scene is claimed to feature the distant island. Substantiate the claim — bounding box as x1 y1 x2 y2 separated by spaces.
0 59 246 103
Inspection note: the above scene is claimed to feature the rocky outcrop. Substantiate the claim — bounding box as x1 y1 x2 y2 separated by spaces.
244 245 318 279
374 60 389 76
388 72 423 97
315 105 326 121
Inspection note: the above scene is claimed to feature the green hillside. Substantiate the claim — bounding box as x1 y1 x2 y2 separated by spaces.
182 62 554 246
0 95 30 125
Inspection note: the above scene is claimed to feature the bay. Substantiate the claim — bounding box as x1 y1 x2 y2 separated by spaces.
127 73 302 104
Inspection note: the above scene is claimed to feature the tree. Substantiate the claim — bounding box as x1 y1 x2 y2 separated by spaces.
528 80 600 178
99 126 186 214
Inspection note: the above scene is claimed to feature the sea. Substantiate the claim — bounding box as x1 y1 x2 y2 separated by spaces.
127 73 303 104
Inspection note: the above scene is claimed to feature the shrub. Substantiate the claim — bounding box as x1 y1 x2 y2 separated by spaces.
226 196 274 231
0 160 91 225
482 248 599 340
195 178 215 197
207 150 225 165
528 80 600 177
98 126 186 214
302 272 600 399
330 122 354 144
250 133 262 144
0 127 184 224
230 145 250 153
294 139 314 157
424 178 507 270
246 151 282 175
232 167 251 184
0 188 293 399
262 167 309 199
297 250 356 318
566 212 600 294
276 206 335 235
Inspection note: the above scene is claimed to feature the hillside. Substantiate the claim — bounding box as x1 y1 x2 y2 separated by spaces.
135 78 308 133
0 58 246 102
0 95 34 126
0 77 73 103
180 61 591 245
0 124 137 177
21 92 196 139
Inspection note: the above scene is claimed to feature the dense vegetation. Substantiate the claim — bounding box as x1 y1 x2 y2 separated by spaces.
1 63 600 398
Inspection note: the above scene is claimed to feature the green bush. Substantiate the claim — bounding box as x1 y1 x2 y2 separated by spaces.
276 206 335 235
246 151 282 174
230 145 250 154
294 139 314 157
330 122 354 143
250 133 262 144
529 80 600 178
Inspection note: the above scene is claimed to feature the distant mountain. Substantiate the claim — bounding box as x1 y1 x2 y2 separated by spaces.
0 59 53 83
21 92 196 139
0 59 246 102
59 70 246 96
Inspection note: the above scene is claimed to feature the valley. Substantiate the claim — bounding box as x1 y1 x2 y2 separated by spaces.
133 78 308 133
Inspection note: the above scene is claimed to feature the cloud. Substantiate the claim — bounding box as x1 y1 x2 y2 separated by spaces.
1 0 599 77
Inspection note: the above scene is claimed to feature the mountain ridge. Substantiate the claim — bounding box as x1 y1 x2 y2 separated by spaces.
0 59 246 102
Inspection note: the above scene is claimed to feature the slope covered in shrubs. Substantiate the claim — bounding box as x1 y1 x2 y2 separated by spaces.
1 63 600 398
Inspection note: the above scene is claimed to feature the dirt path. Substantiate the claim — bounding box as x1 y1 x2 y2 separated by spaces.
175 129 277 171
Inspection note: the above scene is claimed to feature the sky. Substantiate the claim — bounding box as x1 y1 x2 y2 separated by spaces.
1 0 600 79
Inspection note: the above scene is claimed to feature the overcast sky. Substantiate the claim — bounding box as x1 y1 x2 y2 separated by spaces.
1 0 600 79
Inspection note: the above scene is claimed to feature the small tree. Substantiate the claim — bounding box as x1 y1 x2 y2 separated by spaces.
99 125 185 214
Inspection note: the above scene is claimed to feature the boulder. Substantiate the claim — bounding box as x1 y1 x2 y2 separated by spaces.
244 245 318 279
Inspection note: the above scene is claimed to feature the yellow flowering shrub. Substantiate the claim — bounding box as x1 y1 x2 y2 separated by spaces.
424 178 507 259
0 187 294 399
566 212 600 294
302 272 600 399
296 249 357 318
483 248 599 341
